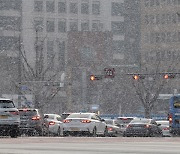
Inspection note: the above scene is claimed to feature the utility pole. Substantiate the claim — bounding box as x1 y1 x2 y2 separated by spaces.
18 33 22 108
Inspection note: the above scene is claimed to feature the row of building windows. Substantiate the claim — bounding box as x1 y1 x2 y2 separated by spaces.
144 0 180 7
145 31 180 44
0 36 65 70
34 18 124 35
0 0 22 11
145 49 180 62
34 0 123 16
0 16 21 31
144 13 180 25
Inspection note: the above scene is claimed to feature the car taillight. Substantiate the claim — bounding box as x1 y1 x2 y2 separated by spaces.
169 114 173 124
32 116 40 120
163 127 169 130
9 111 19 115
144 124 151 128
49 121 56 125
81 120 91 123
63 119 71 123
108 127 113 131
126 124 131 128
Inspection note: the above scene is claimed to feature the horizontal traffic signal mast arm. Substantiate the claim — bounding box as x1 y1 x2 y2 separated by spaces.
127 72 180 79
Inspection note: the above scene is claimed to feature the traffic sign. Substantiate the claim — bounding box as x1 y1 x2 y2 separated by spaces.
104 68 115 78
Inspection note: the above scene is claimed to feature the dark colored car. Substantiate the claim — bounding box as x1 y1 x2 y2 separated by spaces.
124 118 162 137
18 108 48 136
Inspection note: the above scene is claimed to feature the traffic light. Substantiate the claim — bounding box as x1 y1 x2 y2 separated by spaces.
90 75 102 80
132 74 145 80
90 75 95 81
163 74 175 79
104 68 115 78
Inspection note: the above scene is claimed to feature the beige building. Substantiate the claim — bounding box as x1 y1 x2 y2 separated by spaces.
140 0 180 94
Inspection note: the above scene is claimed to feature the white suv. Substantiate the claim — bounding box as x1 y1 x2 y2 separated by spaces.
0 98 20 138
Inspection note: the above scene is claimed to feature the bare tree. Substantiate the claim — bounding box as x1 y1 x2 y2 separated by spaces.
17 27 62 112
130 60 170 118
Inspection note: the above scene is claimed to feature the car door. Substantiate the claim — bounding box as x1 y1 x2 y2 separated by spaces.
94 115 106 134
151 120 161 135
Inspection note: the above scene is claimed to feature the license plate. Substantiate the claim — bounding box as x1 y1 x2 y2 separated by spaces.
134 127 141 129
0 115 8 119
70 127 80 131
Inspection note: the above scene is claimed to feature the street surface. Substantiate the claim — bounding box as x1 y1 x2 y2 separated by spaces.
0 137 180 154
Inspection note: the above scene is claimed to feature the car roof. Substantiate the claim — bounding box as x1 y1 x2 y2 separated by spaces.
0 98 12 101
44 113 60 116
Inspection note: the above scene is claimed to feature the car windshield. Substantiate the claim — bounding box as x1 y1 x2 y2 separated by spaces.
130 119 150 124
0 100 15 108
156 121 169 126
67 113 91 119
105 120 113 125
44 114 54 119
19 110 37 116
116 117 134 125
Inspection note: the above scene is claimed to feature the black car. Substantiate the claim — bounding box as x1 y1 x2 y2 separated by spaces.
18 108 48 136
124 118 162 137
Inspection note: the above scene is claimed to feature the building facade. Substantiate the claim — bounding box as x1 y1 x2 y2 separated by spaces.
0 0 141 114
140 0 180 94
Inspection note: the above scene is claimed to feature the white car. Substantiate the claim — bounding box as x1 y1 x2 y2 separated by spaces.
44 114 63 136
63 112 108 137
0 98 20 138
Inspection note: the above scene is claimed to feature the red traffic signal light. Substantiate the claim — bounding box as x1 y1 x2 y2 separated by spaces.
132 74 145 80
90 75 102 80
133 75 140 80
163 74 175 79
90 75 95 81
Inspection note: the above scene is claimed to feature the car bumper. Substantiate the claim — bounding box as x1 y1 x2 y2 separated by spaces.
125 129 150 136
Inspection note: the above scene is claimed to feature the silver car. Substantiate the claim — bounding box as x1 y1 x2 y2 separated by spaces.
0 98 20 138
156 120 171 137
63 112 108 137
104 119 122 137
44 114 63 136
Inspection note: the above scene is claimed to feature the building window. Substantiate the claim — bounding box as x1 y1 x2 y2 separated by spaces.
111 2 123 16
70 3 78 14
80 46 95 61
34 1 43 12
46 20 55 32
0 0 22 11
111 21 124 35
92 20 100 31
92 1 100 15
34 17 44 32
58 1 66 13
70 20 78 31
81 21 89 31
46 1 55 13
58 19 66 33
81 2 89 14
0 36 19 51
113 41 124 53
0 16 21 31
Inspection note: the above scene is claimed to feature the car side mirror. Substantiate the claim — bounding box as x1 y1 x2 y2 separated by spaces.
157 124 161 126
100 119 105 122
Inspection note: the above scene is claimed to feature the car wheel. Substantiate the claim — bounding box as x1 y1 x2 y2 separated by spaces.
91 127 97 137
63 131 69 136
9 129 18 138
57 127 61 136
